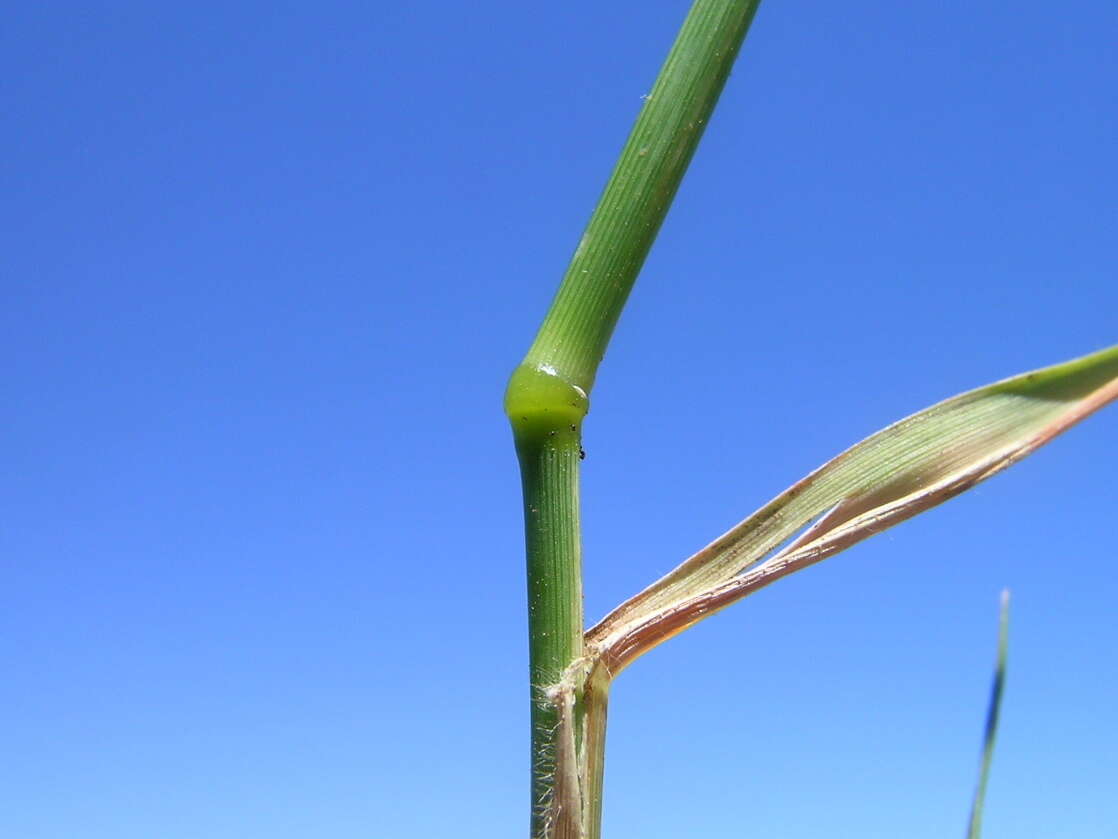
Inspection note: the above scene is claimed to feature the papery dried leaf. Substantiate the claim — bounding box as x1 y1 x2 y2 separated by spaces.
588 345 1118 673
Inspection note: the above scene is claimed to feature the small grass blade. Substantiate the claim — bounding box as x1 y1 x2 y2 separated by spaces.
589 345 1118 672
967 590 1010 839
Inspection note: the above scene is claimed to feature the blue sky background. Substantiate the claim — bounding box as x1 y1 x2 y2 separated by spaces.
3 1 1115 837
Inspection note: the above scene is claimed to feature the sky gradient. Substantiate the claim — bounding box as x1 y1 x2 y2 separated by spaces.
3 1 1115 837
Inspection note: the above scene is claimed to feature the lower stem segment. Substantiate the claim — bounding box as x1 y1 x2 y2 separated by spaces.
515 425 586 838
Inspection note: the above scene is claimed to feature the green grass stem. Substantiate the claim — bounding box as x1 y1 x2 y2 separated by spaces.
515 0 764 398
513 424 585 838
506 2 763 835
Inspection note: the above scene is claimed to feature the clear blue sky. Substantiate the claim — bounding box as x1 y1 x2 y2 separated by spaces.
3 2 1115 837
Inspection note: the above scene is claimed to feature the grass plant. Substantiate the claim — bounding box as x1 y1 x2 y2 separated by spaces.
504 2 1117 836
967 591 1010 839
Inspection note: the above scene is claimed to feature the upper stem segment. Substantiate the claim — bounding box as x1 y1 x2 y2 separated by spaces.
521 0 764 396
